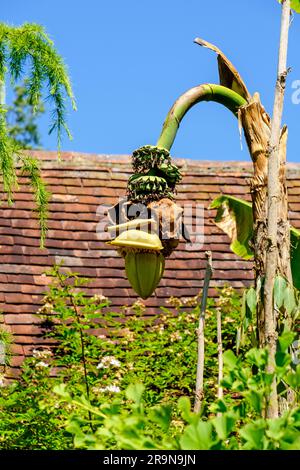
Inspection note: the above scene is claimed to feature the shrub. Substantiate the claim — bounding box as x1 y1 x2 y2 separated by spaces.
0 266 298 450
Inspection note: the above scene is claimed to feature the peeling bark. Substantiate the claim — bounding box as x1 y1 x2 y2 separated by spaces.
239 95 270 346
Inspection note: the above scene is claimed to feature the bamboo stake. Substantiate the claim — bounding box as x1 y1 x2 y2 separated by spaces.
264 0 291 419
194 251 213 413
217 307 223 407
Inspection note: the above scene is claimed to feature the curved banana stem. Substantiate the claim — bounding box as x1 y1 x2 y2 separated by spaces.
156 83 247 151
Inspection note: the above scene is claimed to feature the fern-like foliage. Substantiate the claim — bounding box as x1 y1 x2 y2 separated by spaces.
0 23 76 146
0 109 18 203
7 81 45 149
0 23 76 246
19 155 49 248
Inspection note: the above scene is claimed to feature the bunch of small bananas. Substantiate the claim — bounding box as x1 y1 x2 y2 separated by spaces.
132 145 171 173
127 174 169 201
128 145 182 203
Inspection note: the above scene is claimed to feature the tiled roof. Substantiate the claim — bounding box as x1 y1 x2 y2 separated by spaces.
1 151 300 375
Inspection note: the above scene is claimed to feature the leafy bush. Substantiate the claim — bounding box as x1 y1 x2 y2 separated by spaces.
0 266 298 450
55 332 300 450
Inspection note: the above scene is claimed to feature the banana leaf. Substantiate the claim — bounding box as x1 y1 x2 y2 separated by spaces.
210 195 300 290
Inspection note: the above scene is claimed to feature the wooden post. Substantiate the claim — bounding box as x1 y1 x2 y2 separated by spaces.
194 251 213 413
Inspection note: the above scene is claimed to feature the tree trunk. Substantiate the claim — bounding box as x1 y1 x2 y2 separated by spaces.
239 97 270 348
264 0 291 418
239 105 290 342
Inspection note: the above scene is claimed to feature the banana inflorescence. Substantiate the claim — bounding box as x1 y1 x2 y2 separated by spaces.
108 145 183 300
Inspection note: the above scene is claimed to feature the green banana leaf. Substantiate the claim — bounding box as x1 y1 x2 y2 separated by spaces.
278 1 300 14
210 195 300 289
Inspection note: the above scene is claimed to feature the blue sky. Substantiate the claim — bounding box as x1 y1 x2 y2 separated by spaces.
2 0 300 162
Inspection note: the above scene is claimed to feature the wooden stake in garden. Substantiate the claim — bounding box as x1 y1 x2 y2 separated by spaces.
194 251 213 413
217 307 223 404
264 0 291 419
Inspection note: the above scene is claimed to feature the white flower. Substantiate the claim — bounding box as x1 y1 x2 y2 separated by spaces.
93 294 108 303
36 361 49 368
92 384 121 394
32 349 52 359
109 358 121 367
100 385 120 393
0 374 5 387
170 331 182 342
96 362 106 369
96 356 121 369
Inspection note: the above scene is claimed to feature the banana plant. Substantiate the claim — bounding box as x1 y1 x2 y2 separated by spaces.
107 36 283 306
109 3 297 325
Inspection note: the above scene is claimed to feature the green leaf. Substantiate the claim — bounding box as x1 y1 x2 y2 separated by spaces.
210 195 300 289
245 390 263 414
149 404 172 431
285 364 300 388
178 397 193 424
291 0 300 13
274 276 287 309
246 287 257 314
278 0 300 14
246 348 268 368
265 417 285 441
223 350 238 369
53 383 70 399
180 421 213 450
239 421 266 449
125 383 145 404
212 414 236 440
283 286 296 315
210 195 253 259
277 330 296 353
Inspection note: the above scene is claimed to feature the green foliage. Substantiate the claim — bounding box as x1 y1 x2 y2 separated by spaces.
238 278 300 348
237 286 258 351
0 322 12 370
0 23 75 244
38 268 242 407
211 194 300 290
0 357 72 449
0 267 299 450
0 268 242 449
54 330 300 450
290 227 300 290
0 107 18 203
279 0 300 13
20 155 49 247
7 82 45 149
0 23 76 146
210 195 253 259
291 0 300 13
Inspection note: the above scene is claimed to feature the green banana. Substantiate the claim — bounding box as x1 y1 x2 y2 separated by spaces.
125 251 165 299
